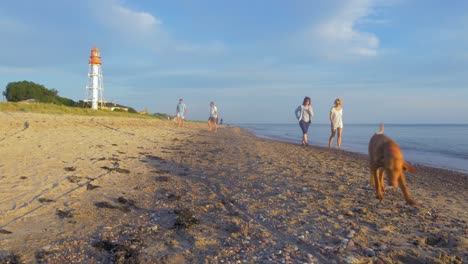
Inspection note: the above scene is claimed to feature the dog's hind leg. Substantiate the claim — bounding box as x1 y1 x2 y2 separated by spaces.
370 164 378 187
376 168 384 200
370 165 383 200
399 174 417 206
378 168 385 193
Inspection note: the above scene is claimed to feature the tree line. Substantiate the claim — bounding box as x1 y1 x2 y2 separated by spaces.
3 81 76 106
2 81 138 113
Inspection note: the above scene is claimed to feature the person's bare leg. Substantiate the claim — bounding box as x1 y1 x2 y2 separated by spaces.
337 128 342 149
329 129 336 149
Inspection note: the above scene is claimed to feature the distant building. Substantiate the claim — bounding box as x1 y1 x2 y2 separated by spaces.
139 108 149 115
18 99 38 103
103 102 129 112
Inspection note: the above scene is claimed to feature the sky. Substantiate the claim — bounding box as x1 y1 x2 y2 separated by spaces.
0 0 467 124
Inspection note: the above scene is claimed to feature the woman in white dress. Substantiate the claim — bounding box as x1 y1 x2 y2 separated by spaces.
328 98 343 149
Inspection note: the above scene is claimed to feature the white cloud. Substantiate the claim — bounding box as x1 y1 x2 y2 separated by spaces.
92 0 162 40
304 0 380 59
89 0 226 56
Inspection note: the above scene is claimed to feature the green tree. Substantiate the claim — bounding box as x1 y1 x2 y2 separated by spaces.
3 81 75 106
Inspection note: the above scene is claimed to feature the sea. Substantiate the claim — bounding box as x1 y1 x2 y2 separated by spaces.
238 124 468 174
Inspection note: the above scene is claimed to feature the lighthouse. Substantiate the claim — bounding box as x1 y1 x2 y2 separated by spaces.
84 46 104 110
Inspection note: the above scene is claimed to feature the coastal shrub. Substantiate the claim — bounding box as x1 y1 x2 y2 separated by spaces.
3 81 76 106
153 112 172 120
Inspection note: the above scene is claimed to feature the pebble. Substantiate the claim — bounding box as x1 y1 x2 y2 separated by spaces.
355 208 368 215
377 244 387 251
346 230 356 238
363 248 376 257
341 238 349 244
345 211 354 217
302 187 307 192
345 256 360 264
42 245 51 251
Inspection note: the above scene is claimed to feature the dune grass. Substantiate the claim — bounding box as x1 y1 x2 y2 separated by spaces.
0 102 156 119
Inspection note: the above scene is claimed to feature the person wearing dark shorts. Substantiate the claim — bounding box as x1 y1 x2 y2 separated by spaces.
294 96 314 146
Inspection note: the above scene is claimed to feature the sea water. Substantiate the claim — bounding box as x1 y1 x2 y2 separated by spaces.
238 124 468 173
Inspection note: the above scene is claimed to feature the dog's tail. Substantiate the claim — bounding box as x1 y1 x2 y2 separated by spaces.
376 123 384 134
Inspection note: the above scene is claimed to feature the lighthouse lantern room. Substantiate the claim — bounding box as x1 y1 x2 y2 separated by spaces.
84 46 105 110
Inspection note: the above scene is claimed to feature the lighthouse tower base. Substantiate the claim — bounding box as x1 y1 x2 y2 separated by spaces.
84 64 104 110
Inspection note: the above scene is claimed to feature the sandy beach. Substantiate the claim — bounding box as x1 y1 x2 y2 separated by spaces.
0 112 466 263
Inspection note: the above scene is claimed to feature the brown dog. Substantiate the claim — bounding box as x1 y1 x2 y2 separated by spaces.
368 123 417 205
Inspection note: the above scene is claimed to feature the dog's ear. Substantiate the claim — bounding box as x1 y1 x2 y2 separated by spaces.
404 162 416 173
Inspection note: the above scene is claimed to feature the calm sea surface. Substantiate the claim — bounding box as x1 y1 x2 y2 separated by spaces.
238 124 468 173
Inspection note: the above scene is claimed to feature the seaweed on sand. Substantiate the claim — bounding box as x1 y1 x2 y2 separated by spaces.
172 208 199 230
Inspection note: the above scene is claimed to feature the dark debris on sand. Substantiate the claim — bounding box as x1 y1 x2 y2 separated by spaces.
0 251 22 264
67 175 81 183
0 229 13 235
115 168 130 174
56 209 74 219
117 196 136 207
64 166 76 172
172 208 199 230
92 240 139 263
86 183 100 190
38 198 55 203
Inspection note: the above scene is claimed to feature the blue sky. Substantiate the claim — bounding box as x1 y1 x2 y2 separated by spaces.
0 0 467 124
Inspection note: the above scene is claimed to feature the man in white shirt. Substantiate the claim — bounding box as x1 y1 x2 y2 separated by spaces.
208 101 218 132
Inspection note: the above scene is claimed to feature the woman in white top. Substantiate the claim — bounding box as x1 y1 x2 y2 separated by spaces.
328 98 343 149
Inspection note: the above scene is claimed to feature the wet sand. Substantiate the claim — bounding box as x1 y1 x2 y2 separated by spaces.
0 112 466 263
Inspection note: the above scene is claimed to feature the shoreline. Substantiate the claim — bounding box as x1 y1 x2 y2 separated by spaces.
0 112 466 263
248 131 468 177
241 125 468 175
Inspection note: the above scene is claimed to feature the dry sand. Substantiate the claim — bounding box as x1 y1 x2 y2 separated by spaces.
0 112 466 263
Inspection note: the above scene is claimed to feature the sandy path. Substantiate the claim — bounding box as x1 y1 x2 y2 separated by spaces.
0 112 466 263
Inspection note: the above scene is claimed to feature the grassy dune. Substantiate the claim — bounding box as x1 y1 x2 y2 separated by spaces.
0 102 155 119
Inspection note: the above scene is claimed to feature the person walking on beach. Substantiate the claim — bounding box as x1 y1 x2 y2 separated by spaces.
328 98 343 149
208 101 218 132
175 98 187 128
295 96 314 146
